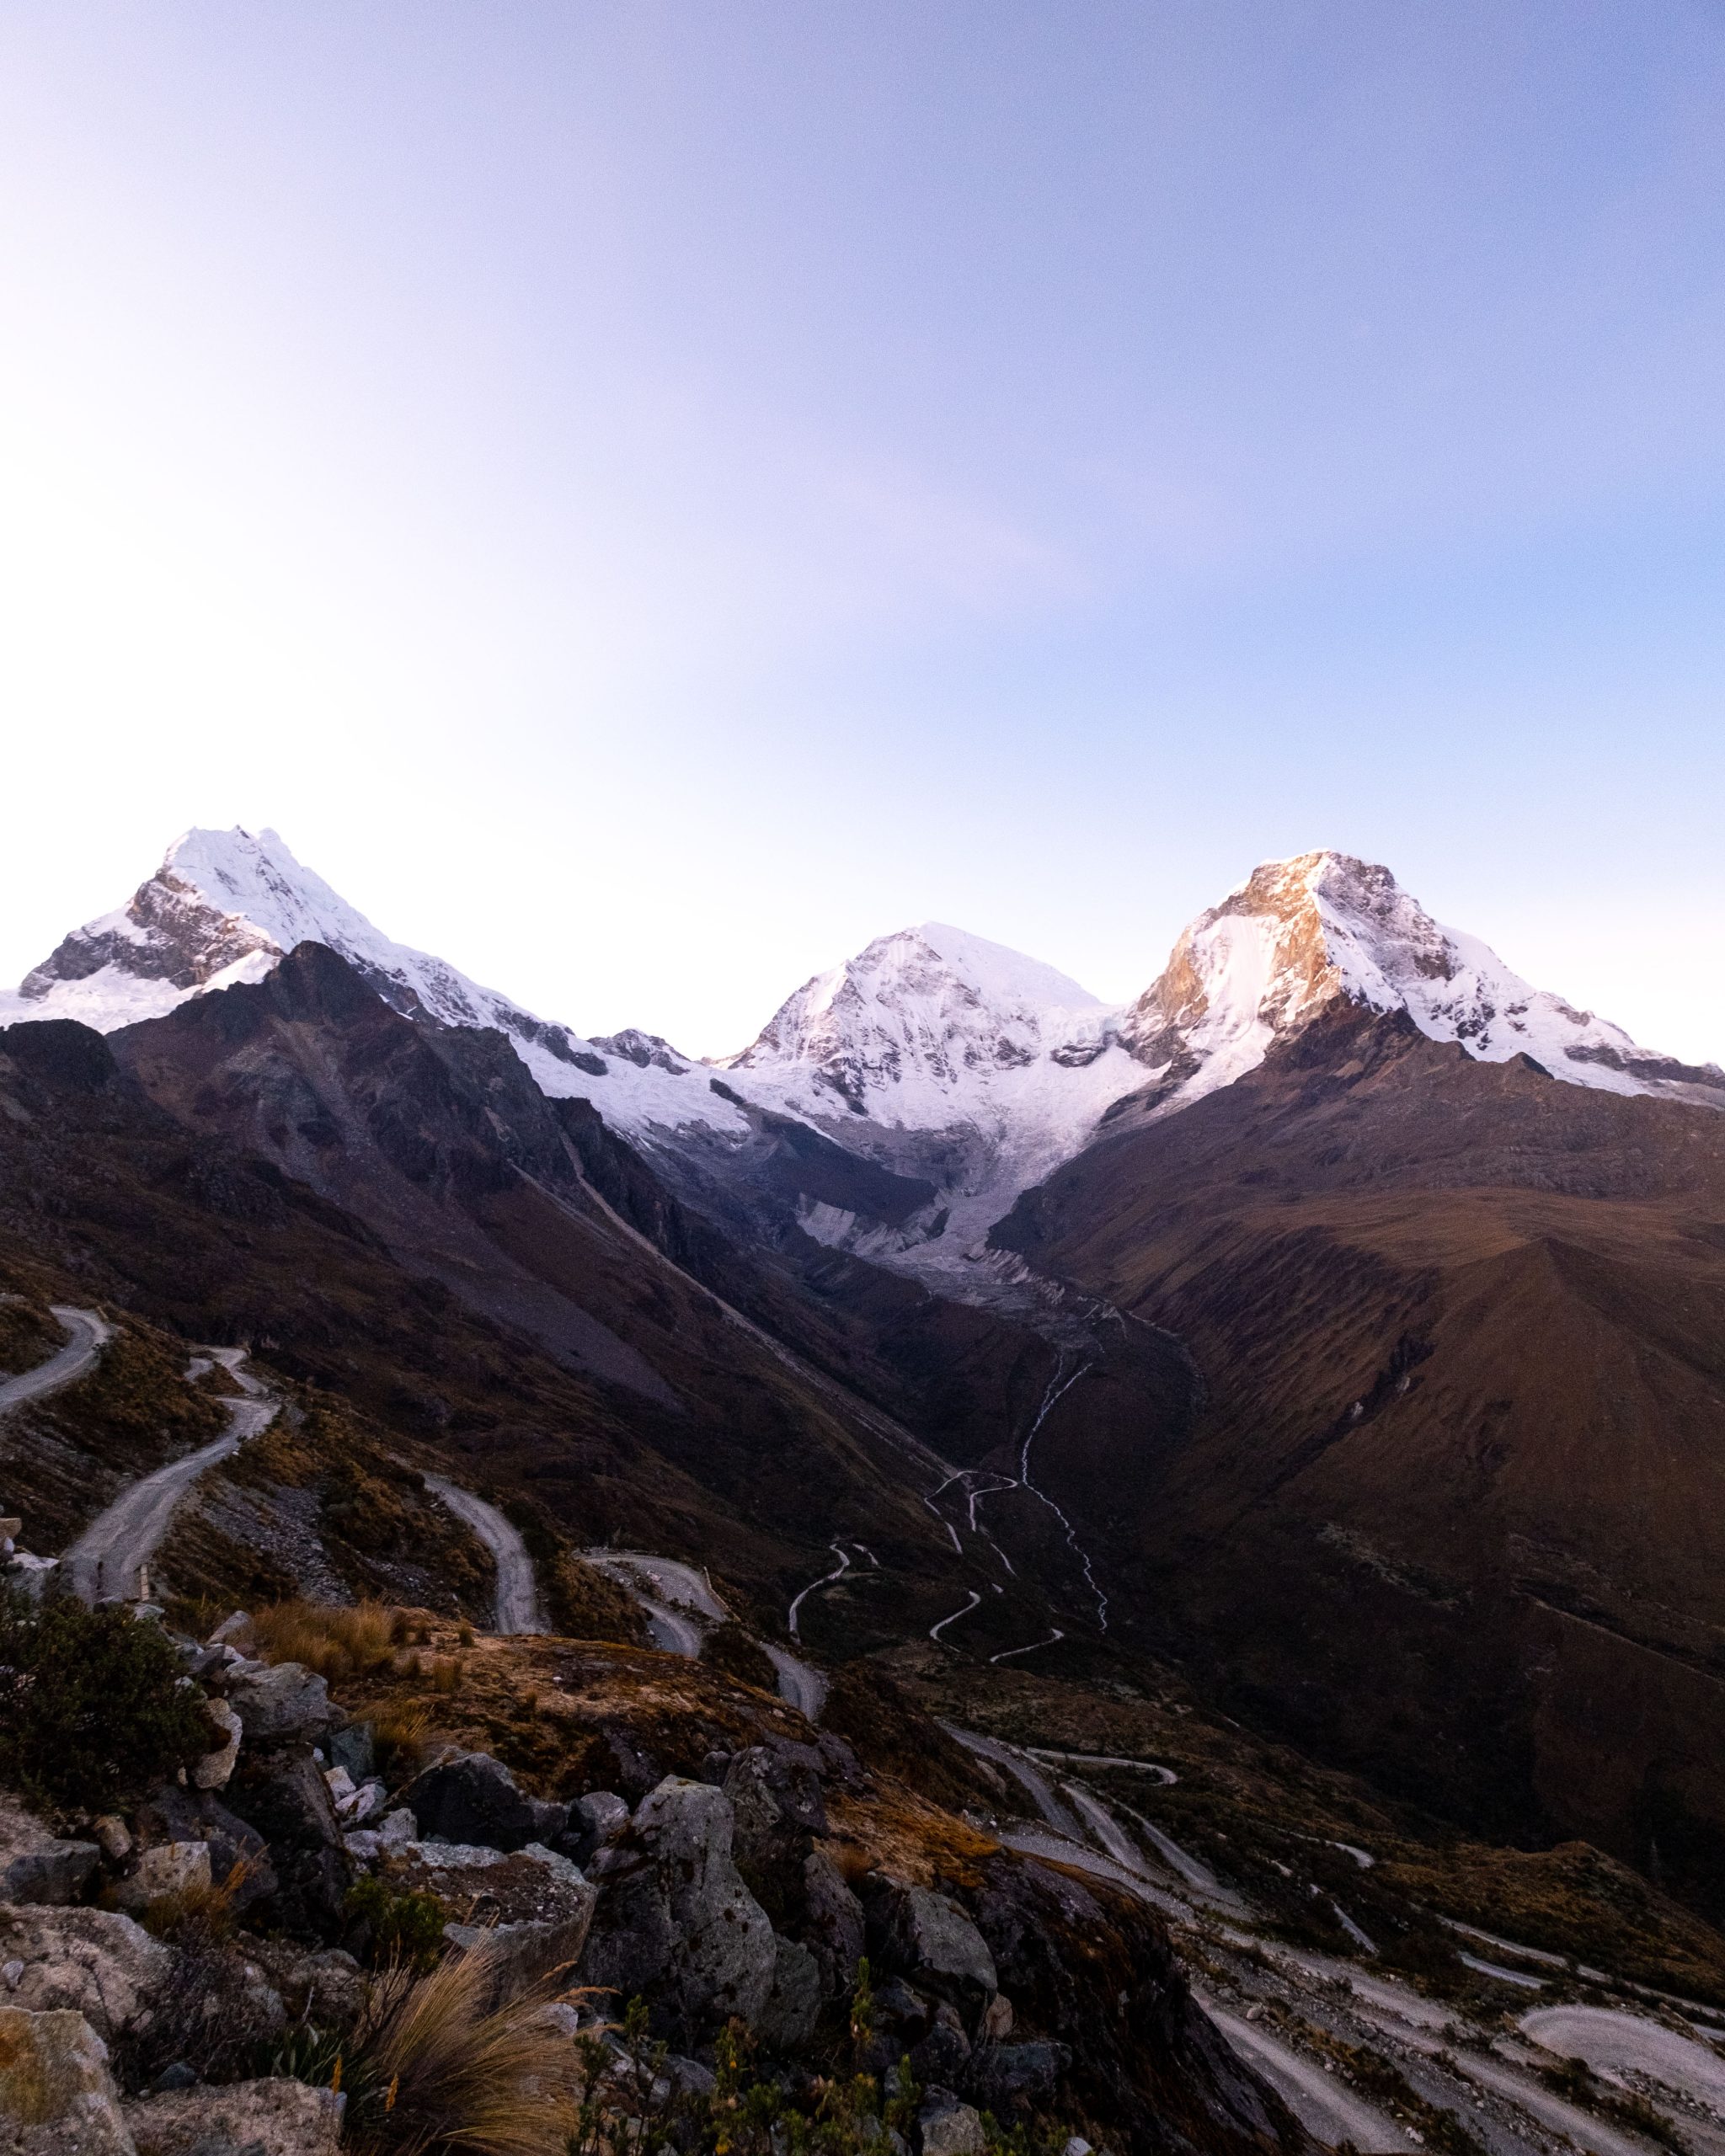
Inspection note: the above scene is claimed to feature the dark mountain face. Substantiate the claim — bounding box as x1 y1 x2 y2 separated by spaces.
3 943 1149 1659
991 1001 1725 1911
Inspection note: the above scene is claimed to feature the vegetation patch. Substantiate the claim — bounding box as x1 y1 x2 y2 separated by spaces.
1381 1838 1725 2007
0 1587 212 1813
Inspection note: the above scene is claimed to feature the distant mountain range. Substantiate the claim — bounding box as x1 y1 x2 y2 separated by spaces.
5 824 1725 1925
8 827 1720 1294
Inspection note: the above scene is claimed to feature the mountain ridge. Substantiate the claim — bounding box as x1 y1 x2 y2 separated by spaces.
5 829 1720 1299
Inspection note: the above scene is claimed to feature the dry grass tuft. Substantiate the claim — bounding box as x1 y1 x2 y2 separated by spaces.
373 1699 436 1780
252 1598 402 1681
348 1938 584 2156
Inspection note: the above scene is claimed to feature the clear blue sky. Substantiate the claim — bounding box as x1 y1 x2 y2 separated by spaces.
1 2 1721 1058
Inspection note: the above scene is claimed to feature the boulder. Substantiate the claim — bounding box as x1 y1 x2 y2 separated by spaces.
222 1750 350 1940
396 1751 563 1854
387 1843 595 2004
0 1804 98 1913
576 1778 776 2041
223 1664 339 1745
558 1792 628 1868
1 1852 99 1914
133 1790 274 1914
0 2006 132 2156
85 1832 126 1873
965 2041 1071 2116
124 2077 343 2156
325 1724 375 1784
756 1935 820 2056
908 2002 970 2089
799 1849 865 1997
0 1911 173 2045
722 1744 828 1872
109 1848 209 1917
190 1700 240 1793
864 1879 996 2020
918 2091 986 2156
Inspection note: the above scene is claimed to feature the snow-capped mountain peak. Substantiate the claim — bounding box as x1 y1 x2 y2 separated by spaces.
0 825 754 1142
724 921 1112 1118
1121 850 1725 1109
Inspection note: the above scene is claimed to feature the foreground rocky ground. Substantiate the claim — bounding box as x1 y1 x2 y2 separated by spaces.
0 1595 1304 2156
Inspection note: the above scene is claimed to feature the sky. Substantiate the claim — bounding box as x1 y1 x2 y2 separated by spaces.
0 2 1722 1060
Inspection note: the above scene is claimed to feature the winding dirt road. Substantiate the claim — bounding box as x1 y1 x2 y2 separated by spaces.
591 1548 830 1717
424 1476 544 1634
0 1307 112 1416
62 1372 275 1604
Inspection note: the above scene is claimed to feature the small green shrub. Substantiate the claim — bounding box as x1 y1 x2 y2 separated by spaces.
344 1875 450 1972
0 1587 211 1812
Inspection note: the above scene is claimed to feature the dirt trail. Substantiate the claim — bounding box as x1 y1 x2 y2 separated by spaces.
0 1307 112 1415
61 1357 273 1603
425 1476 543 1634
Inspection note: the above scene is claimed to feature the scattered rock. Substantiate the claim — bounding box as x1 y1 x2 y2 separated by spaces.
864 1879 997 2020
799 1849 865 1998
222 1750 350 1940
131 1790 273 1914
124 2075 343 2156
396 1750 563 1854
223 1664 339 1745
206 1613 254 1649
0 1803 99 1913
558 1791 628 1867
909 2001 969 2088
756 1934 820 2055
110 1847 210 1915
918 2090 986 2156
190 1700 240 1793
2 1849 99 1913
86 1829 127 1871
980 1993 1014 2041
966 2041 1071 2115
0 1910 173 2044
388 1843 595 2004
325 1724 374 1784
0 2004 133 2156
577 1777 775 2041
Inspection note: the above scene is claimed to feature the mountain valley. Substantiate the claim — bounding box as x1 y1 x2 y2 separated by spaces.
3 825 1724 2156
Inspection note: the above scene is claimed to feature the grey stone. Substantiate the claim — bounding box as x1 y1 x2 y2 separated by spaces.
109 1847 209 1915
908 2002 969 2088
558 1791 629 1866
325 1722 375 1783
966 2041 1071 2113
397 1750 559 1854
190 1699 241 1792
86 1829 127 1870
2 1849 99 1913
800 1849 865 1997
918 2093 985 2156
132 1789 273 1914
0 2005 133 2156
224 1663 339 1744
756 1934 820 2055
722 1747 825 1869
124 2076 343 2156
868 1881 996 2015
388 1843 595 2004
0 1911 173 2045
0 1804 98 1913
576 1777 775 2038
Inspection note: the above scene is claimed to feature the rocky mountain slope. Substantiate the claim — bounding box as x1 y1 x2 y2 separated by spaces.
9 833 1718 1301
992 997 1725 1916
